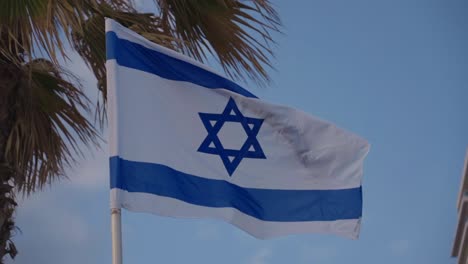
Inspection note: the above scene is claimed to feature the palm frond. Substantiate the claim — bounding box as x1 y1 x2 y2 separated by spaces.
0 0 128 64
71 3 183 125
0 0 75 63
1 0 280 124
0 59 99 194
155 0 281 85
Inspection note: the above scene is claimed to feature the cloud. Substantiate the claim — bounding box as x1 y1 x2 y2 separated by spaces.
15 189 90 243
248 247 272 264
64 147 109 190
8 189 95 264
389 239 410 256
8 146 110 264
300 244 337 263
195 222 221 240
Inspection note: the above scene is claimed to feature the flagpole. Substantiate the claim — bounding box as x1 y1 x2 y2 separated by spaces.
111 208 123 264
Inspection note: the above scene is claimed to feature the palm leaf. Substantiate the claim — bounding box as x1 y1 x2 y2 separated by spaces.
155 0 281 84
0 59 99 194
0 0 281 260
0 0 128 63
2 0 280 125
0 0 77 63
71 4 181 125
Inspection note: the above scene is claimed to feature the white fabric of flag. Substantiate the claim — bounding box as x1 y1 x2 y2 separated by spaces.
106 19 370 239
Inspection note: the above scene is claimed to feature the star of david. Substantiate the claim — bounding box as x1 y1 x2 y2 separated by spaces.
198 97 266 176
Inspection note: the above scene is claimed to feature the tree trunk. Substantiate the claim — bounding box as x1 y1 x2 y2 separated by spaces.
0 62 19 262
0 140 17 262
0 177 16 263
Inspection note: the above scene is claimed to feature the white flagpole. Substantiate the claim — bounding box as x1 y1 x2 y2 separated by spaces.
111 208 123 264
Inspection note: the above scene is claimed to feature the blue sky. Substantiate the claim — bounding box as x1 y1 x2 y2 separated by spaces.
7 0 468 263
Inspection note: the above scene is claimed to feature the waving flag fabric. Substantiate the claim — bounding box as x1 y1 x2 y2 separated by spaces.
106 19 370 239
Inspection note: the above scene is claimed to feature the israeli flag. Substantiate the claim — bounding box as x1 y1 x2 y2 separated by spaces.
106 19 370 239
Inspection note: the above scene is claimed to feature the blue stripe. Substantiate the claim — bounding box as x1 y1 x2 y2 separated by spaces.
106 32 257 98
110 156 362 222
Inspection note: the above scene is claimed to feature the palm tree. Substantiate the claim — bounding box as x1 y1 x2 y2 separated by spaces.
0 0 280 261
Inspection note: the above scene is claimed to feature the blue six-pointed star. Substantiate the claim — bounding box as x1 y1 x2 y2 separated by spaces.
198 97 266 176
